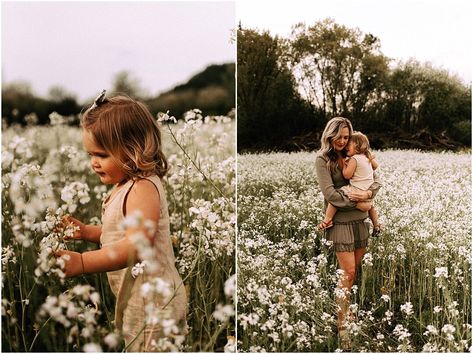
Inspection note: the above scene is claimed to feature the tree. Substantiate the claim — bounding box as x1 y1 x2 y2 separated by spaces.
383 60 424 132
237 26 313 150
383 60 471 139
237 28 283 127
288 18 389 126
145 63 235 118
48 85 77 102
111 71 148 99
2 81 49 125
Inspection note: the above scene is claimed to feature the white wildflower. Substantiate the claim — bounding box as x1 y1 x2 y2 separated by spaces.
434 266 448 279
131 261 147 278
400 302 413 316
212 304 234 322
423 325 438 336
83 343 102 352
362 252 373 266
103 333 120 349
224 274 236 298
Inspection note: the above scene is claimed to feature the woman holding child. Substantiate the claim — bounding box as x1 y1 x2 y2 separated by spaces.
315 117 381 349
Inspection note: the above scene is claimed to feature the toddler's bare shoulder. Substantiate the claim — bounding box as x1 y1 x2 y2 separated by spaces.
126 179 160 218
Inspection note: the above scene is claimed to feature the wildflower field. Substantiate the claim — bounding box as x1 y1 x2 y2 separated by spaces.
2 110 236 352
238 150 471 352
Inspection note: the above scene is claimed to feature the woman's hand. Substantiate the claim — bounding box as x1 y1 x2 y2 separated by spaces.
62 215 85 240
55 250 84 277
347 189 372 202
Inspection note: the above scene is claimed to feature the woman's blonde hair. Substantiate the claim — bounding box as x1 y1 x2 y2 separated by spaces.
319 117 353 172
350 131 373 160
81 95 168 179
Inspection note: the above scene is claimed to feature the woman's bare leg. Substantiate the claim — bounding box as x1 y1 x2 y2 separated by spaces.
354 247 366 268
335 251 356 327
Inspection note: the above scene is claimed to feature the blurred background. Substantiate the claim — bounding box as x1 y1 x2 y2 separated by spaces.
2 1 236 125
237 0 472 152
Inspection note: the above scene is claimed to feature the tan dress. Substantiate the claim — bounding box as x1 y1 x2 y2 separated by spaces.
101 175 187 351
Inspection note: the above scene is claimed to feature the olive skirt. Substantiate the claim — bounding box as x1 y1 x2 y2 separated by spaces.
325 218 370 252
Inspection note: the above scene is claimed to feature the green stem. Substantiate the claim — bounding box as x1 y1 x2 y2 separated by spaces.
19 260 28 351
122 324 146 352
203 322 227 352
166 124 231 205
28 316 52 352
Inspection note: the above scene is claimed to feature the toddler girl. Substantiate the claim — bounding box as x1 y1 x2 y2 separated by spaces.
56 91 187 351
318 131 381 236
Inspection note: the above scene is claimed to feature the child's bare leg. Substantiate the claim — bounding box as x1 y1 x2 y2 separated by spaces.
368 206 379 228
318 203 337 229
356 201 372 212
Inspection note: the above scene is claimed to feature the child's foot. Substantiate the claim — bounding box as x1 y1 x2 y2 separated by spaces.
372 225 382 237
317 220 333 231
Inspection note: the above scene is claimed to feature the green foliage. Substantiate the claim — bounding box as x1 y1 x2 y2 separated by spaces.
2 64 235 126
238 150 471 352
111 71 148 99
2 116 235 352
2 82 80 125
238 19 471 151
450 120 471 145
289 18 390 123
237 27 315 151
147 63 235 119
383 61 471 138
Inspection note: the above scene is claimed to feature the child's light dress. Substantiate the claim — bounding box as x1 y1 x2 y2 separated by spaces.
101 175 187 351
340 154 374 195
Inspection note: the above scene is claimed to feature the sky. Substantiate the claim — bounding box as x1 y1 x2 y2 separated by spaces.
2 1 236 102
238 0 472 84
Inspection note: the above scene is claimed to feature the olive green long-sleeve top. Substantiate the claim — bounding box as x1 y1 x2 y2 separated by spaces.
315 154 381 223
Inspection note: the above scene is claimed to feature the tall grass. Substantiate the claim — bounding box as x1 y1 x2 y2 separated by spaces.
1 110 235 352
237 150 471 352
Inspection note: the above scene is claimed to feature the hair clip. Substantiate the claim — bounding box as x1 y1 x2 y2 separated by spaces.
90 89 107 110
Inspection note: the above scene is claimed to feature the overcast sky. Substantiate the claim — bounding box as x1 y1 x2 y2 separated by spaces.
2 1 235 102
238 0 472 84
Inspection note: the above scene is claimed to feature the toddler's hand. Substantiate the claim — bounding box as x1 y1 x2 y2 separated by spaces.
62 215 85 240
55 249 84 277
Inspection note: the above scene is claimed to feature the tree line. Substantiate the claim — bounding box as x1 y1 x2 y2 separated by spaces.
2 63 235 126
237 19 471 152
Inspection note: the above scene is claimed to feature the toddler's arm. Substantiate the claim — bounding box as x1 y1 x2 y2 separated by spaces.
63 216 102 244
58 179 160 277
342 157 357 180
370 156 379 170
83 225 102 243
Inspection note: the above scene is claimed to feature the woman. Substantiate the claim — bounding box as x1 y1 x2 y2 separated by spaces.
315 117 381 349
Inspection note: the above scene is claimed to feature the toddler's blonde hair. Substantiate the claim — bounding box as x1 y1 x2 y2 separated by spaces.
350 131 374 160
81 95 168 179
